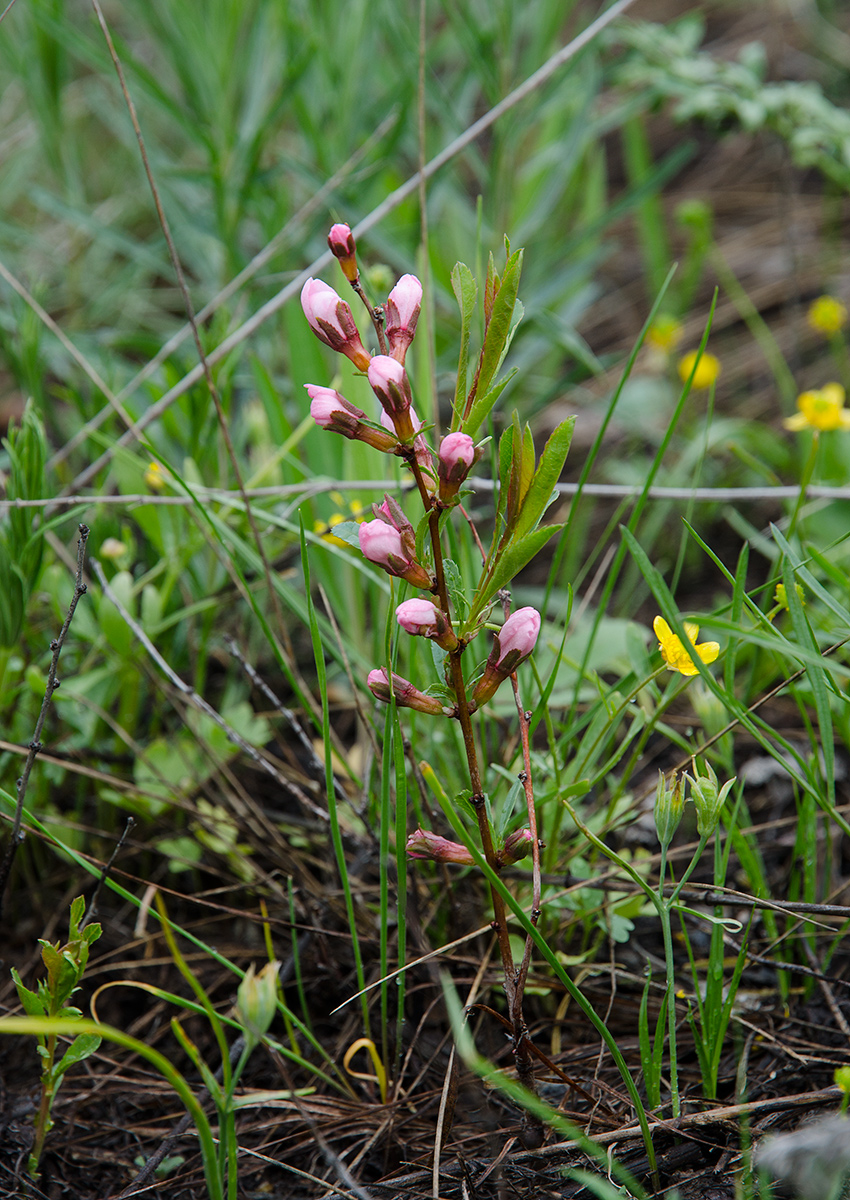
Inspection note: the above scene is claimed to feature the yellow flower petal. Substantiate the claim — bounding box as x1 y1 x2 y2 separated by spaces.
783 412 809 431
653 615 719 677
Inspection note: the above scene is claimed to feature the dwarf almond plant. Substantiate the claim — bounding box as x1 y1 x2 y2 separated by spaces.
301 226 573 1135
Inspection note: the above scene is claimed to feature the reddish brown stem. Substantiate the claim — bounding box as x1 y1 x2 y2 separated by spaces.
403 453 517 999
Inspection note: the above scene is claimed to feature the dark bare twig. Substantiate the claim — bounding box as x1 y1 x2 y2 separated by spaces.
82 816 135 930
0 524 89 917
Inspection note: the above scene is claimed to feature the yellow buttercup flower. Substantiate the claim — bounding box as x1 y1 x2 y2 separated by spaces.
678 351 721 390
143 462 167 492
653 616 719 677
807 295 847 336
784 383 850 433
647 315 684 353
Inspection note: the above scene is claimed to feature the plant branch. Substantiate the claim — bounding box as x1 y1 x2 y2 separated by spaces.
0 524 89 917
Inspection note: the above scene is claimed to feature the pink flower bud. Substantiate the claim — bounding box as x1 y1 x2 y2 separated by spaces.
495 607 541 670
306 384 365 428
327 223 358 282
300 277 371 371
406 827 474 865
367 669 445 715
371 495 415 543
385 274 422 363
500 828 534 865
472 607 542 707
358 519 433 589
396 598 458 650
305 385 398 452
396 598 439 635
359 519 404 566
438 432 481 502
368 355 415 439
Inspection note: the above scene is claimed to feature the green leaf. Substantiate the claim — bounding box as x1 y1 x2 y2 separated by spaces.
513 419 575 543
68 896 85 940
462 370 517 440
450 263 478 429
476 247 523 399
54 1033 101 1079
472 525 562 618
11 969 45 1018
325 520 360 549
518 421 535 519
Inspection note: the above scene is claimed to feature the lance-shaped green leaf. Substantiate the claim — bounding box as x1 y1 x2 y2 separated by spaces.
11 971 46 1019
484 251 498 327
470 525 562 621
488 420 533 570
463 371 517 440
450 262 477 430
462 248 524 436
54 1033 101 1080
511 419 575 543
502 416 535 534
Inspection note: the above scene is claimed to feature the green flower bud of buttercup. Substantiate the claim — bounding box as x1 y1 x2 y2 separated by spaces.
236 961 280 1046
654 771 684 850
686 763 736 838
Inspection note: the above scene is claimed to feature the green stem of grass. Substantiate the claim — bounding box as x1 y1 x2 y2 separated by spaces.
787 431 819 543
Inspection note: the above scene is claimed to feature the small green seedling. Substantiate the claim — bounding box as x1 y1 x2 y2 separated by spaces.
12 895 102 1178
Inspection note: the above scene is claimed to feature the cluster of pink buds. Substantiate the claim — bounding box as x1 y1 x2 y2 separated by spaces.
301 224 423 444
300 225 544 873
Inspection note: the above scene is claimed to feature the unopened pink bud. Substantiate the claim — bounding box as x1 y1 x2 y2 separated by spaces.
327 223 358 282
438 432 481 502
306 384 365 428
396 598 458 650
385 274 422 363
359 519 404 567
300 277 371 371
406 827 474 865
495 607 541 670
500 828 534 865
358 519 432 588
471 607 542 707
305 385 397 451
368 355 415 439
367 669 445 715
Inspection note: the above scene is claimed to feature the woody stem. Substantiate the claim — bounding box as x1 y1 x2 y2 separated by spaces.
404 451 517 999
